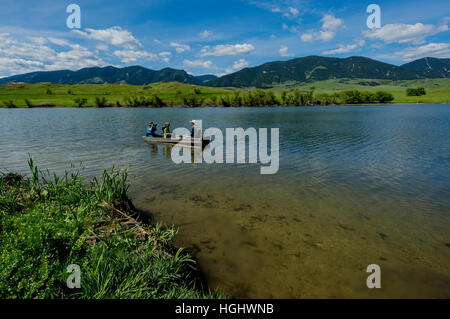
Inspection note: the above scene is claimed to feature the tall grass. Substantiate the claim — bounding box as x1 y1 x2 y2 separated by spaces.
0 159 222 299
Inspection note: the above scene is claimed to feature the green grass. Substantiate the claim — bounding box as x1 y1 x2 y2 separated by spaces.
0 82 235 108
270 78 450 104
0 78 449 107
0 159 222 299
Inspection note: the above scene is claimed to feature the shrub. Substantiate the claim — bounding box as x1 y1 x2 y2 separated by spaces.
123 95 166 107
407 87 426 96
373 91 394 103
2 100 16 108
95 97 108 107
183 95 204 107
74 98 88 107
339 90 363 104
24 99 34 108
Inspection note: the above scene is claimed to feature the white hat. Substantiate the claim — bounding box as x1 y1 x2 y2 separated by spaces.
190 120 196 125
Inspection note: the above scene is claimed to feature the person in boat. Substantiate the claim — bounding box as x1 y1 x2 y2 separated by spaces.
190 120 199 138
146 122 162 137
163 122 171 138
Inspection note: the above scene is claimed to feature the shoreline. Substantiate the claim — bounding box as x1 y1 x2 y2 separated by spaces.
0 161 220 299
1 102 449 109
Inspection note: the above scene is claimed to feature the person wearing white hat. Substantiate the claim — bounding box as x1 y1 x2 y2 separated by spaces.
190 120 197 137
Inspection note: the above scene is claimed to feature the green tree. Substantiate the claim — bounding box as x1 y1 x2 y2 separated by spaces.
374 91 394 103
74 98 88 107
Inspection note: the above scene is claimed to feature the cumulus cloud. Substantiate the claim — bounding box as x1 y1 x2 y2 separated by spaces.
279 45 294 57
270 5 299 18
48 38 70 46
301 14 343 42
183 59 215 69
200 43 255 56
363 23 448 44
218 59 249 76
0 33 106 76
170 42 191 53
394 43 450 62
284 7 299 18
300 33 314 42
200 30 212 38
28 37 47 45
74 26 143 50
321 14 343 31
96 44 109 51
323 40 365 55
159 51 172 63
113 50 158 63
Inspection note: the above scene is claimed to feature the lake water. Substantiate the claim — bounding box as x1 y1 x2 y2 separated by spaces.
1 104 449 298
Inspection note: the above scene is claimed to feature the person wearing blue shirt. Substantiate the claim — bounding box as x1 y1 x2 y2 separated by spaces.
146 122 162 137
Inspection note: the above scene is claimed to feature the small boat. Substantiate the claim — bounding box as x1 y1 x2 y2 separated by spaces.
142 136 211 148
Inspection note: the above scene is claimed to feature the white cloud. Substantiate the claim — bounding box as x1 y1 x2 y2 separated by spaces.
183 59 215 69
200 43 255 56
113 50 158 63
96 44 109 51
74 26 143 50
219 59 249 76
321 14 343 31
48 38 69 46
323 40 365 55
363 23 447 44
200 30 212 38
394 43 450 62
279 45 294 57
301 14 343 43
0 32 107 76
159 51 172 63
170 42 191 53
300 33 314 42
318 30 335 42
228 58 249 71
284 7 299 18
28 37 47 45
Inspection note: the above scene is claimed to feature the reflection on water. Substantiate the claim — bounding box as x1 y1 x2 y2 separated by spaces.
0 105 449 298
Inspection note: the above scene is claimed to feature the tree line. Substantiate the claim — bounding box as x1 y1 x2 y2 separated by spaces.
2 88 395 108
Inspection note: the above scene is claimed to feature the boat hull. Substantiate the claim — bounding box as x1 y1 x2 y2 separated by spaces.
142 136 210 148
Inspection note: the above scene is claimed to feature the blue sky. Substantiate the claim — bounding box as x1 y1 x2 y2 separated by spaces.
0 0 449 77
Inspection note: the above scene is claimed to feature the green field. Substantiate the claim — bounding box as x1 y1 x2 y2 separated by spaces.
0 78 449 107
270 78 450 104
0 82 234 108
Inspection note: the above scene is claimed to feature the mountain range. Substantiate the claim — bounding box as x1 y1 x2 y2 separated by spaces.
0 56 448 88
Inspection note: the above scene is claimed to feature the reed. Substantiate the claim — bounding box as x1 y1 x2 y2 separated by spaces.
0 158 222 299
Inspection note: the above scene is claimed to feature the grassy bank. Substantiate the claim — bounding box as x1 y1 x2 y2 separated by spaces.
271 78 450 104
0 159 220 299
0 78 449 108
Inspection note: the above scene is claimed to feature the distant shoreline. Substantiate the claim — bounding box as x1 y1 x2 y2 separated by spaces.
1 80 449 108
1 102 449 109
